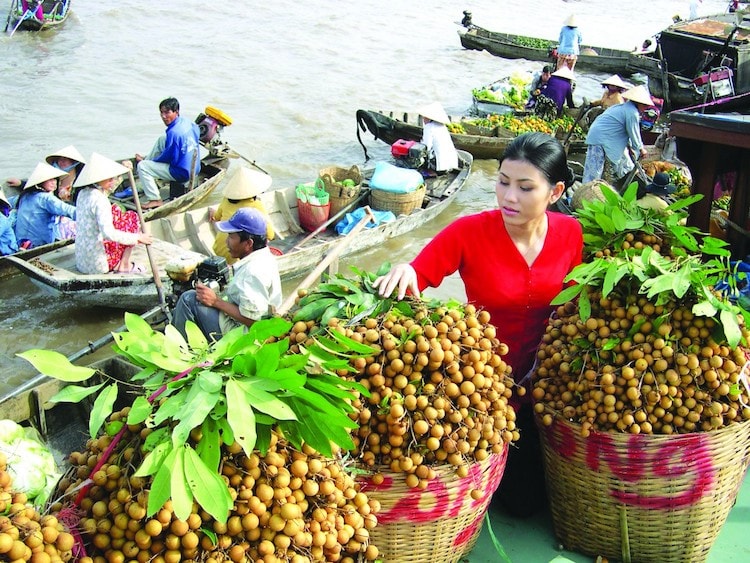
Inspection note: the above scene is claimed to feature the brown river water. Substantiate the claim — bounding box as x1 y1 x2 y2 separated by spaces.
0 0 730 390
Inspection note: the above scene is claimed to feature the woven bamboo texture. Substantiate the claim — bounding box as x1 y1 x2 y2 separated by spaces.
537 414 750 563
317 165 363 215
356 447 508 563
370 185 426 216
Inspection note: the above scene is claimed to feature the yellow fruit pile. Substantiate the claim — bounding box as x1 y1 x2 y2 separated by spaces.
52 410 380 563
0 452 75 563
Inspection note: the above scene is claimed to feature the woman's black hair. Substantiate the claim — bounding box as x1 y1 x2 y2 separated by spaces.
499 132 575 188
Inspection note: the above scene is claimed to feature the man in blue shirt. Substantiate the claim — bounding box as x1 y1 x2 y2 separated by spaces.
582 85 652 185
136 97 200 209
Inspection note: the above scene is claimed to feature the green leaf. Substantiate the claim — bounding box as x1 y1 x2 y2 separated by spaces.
49 382 104 403
134 441 172 477
240 380 297 420
197 370 223 394
153 387 189 426
170 447 194 520
146 447 177 517
172 385 220 448
183 446 232 523
185 321 209 351
720 309 742 348
127 396 153 425
89 383 119 439
142 427 170 453
550 284 582 306
253 344 281 379
17 350 96 382
225 379 257 455
578 288 591 321
196 419 221 472
327 329 379 355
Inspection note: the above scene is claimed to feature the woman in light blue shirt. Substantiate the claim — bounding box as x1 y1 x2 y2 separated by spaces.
557 14 583 71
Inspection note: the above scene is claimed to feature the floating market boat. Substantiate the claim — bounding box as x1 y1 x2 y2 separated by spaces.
457 24 634 75
356 109 587 161
147 150 473 281
2 238 207 309
627 12 750 109
5 0 72 33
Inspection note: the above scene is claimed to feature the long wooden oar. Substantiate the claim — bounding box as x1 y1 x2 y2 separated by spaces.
8 9 32 36
277 207 376 316
226 148 270 175
126 169 168 312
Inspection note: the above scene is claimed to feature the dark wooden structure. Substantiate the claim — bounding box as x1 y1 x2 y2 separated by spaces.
669 92 750 258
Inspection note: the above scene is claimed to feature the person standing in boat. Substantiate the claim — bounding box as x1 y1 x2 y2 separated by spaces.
556 14 582 71
14 162 76 248
582 85 652 185
418 102 458 173
536 66 576 118
373 132 583 517
0 188 18 256
171 208 283 341
209 166 275 265
136 97 201 210
73 153 152 274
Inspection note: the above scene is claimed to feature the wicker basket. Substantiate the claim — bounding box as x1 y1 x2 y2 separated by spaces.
537 413 750 563
370 185 426 216
356 448 507 563
317 165 363 215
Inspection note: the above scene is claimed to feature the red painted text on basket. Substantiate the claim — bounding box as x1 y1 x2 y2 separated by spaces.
544 419 716 509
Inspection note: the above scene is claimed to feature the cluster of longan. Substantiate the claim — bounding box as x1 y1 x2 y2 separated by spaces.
52 409 380 563
0 452 75 563
533 292 750 435
289 303 519 487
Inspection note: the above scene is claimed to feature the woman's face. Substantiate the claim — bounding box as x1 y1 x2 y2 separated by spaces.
97 177 117 193
495 159 563 226
41 179 57 192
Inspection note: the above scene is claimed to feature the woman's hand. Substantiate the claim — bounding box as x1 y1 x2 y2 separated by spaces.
138 233 153 245
373 263 419 300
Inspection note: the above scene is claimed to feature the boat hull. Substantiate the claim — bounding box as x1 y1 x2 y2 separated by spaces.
6 0 72 32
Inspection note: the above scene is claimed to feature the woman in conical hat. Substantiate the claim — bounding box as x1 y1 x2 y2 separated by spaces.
45 145 87 202
211 166 275 264
591 75 629 110
14 162 76 248
417 102 458 173
73 153 153 274
557 14 582 71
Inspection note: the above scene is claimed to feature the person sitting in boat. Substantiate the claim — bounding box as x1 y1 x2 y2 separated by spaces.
582 85 652 185
556 14 582 71
536 66 576 119
590 75 628 110
72 153 152 274
171 208 282 341
525 65 552 109
14 162 76 248
0 188 18 256
209 166 275 265
461 10 473 28
20 0 44 22
5 145 86 196
136 97 201 210
418 102 458 174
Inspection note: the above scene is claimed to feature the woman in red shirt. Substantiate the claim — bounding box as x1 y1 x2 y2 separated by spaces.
375 132 583 516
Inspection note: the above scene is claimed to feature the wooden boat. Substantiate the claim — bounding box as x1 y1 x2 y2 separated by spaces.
148 151 473 281
627 12 750 109
457 25 634 75
5 0 71 33
2 238 207 309
356 109 586 161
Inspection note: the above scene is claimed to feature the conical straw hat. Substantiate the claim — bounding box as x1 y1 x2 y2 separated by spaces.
601 75 628 89
622 85 654 106
24 162 67 189
73 153 130 188
0 187 10 207
223 166 272 199
45 145 87 166
418 102 450 125
564 14 578 27
552 66 575 80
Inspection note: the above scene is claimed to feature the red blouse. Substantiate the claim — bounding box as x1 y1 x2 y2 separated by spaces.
411 209 583 383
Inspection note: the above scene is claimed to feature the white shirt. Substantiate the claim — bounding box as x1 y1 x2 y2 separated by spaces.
218 246 282 334
421 121 459 172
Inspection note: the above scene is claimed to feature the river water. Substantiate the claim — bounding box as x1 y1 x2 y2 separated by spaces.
0 0 730 390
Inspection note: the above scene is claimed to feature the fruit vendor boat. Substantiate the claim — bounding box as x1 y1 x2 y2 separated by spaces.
356 109 587 160
4 0 72 33
0 107 234 280
457 23 634 75
627 12 750 109
147 150 473 281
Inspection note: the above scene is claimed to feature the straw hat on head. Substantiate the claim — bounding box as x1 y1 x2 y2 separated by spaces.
418 102 450 125
24 162 67 189
622 85 654 106
73 153 130 188
564 14 578 27
0 187 10 208
602 75 628 89
223 166 272 200
45 145 86 166
551 66 575 80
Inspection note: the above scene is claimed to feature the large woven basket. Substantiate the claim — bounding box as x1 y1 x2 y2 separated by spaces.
370 185 426 216
537 413 750 563
317 165 363 215
357 447 507 563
